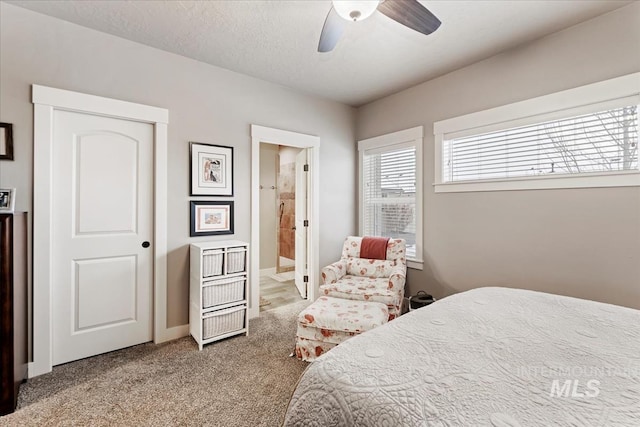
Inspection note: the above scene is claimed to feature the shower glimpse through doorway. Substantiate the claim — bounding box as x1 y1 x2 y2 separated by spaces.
275 146 299 275
257 143 306 313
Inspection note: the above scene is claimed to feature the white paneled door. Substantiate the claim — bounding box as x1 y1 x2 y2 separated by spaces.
52 110 153 365
294 149 308 299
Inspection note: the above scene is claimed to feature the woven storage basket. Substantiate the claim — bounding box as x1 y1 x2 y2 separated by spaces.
203 305 245 339
202 277 245 308
202 249 224 277
226 249 246 274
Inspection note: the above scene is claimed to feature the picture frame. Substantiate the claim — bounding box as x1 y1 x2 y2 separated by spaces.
0 123 14 160
190 201 234 236
0 188 16 212
190 142 233 196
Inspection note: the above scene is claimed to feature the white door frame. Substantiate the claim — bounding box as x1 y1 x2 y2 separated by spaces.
250 125 320 319
31 85 171 377
294 148 309 299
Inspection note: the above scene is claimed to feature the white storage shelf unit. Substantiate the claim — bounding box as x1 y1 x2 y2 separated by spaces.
190 240 249 350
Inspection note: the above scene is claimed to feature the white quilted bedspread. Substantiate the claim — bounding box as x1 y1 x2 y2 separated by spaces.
284 287 640 426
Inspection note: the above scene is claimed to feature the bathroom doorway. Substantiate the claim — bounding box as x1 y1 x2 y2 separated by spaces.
257 144 306 313
251 124 319 320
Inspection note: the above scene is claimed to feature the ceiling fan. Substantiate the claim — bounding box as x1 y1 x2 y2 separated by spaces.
318 0 441 52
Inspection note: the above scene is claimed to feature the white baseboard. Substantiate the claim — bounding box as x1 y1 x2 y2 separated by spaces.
156 324 189 343
28 361 50 378
260 267 276 276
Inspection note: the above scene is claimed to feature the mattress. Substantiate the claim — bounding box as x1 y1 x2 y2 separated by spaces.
284 287 640 426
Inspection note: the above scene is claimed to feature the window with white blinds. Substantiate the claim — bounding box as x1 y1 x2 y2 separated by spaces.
443 104 638 183
362 145 417 258
434 73 640 192
359 126 423 266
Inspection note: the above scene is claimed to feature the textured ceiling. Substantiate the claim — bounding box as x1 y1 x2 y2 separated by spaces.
6 0 632 106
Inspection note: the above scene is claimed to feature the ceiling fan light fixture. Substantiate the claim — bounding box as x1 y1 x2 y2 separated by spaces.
332 0 380 22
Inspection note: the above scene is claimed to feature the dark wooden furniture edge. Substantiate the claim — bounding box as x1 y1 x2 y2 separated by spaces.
0 213 28 416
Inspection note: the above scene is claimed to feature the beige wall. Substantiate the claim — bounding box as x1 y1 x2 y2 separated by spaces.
356 3 640 309
259 144 278 270
0 3 357 327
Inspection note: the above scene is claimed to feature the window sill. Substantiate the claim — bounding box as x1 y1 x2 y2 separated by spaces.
434 171 640 193
407 259 423 270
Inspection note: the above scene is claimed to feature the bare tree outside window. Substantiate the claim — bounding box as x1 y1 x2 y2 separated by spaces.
444 104 639 182
544 106 637 174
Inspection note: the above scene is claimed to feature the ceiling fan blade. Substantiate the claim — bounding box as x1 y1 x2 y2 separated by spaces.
318 7 346 52
378 0 441 36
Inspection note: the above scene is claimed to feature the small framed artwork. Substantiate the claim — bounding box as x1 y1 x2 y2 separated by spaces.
190 201 234 236
0 188 16 212
190 142 233 196
0 123 14 160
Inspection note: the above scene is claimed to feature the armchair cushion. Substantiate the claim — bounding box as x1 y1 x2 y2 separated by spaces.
346 258 398 278
320 276 398 303
319 275 404 319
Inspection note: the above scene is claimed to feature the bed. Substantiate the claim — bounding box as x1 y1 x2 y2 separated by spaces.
283 287 640 426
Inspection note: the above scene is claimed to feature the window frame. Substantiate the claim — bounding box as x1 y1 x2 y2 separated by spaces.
433 72 640 193
358 126 424 270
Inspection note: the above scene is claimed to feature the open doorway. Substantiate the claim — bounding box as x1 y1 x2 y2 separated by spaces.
250 125 320 319
258 144 304 312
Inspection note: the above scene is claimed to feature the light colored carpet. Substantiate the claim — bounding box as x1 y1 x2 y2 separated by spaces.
1 300 311 427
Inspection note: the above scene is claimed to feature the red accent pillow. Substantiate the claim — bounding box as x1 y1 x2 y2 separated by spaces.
360 236 389 260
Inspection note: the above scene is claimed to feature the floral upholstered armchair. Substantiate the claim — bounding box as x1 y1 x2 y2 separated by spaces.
320 236 407 320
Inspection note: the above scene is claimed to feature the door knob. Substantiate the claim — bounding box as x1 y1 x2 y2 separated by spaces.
292 226 296 230
142 241 150 248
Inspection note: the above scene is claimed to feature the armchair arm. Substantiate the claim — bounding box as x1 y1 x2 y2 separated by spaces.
321 260 347 284
388 265 406 291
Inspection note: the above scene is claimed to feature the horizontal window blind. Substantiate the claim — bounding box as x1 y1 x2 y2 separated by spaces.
443 104 639 183
362 146 416 258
